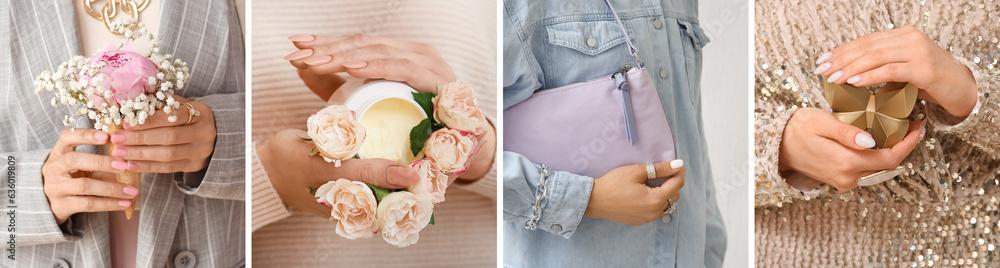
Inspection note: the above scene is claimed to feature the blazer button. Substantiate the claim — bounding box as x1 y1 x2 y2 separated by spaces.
52 258 71 268
550 224 563 233
586 37 597 48
660 214 672 224
174 251 197 268
653 18 663 29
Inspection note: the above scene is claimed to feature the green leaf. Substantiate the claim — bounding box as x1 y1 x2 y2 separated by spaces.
309 146 319 157
409 118 432 156
365 183 392 203
298 136 313 142
429 214 435 225
412 92 436 118
309 187 317 196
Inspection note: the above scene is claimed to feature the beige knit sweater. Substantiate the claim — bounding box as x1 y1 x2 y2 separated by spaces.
250 1 497 267
754 0 1000 266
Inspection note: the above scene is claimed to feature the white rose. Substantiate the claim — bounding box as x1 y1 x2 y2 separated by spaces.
314 179 379 239
424 128 474 174
376 191 434 247
407 158 448 203
434 81 487 135
307 105 366 167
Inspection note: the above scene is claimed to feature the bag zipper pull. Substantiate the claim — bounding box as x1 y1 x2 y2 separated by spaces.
613 66 637 145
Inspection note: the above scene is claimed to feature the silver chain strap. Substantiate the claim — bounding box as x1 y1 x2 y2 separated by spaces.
524 164 550 230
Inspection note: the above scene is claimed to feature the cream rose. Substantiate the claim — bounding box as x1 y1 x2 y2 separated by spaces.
434 81 487 135
314 179 379 239
424 128 474 174
407 158 448 203
307 105 366 167
376 191 434 247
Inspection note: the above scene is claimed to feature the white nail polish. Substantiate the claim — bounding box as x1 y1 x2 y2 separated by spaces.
813 62 831 74
827 71 844 83
669 159 684 169
817 52 833 63
918 123 927 140
846 75 862 85
855 133 876 148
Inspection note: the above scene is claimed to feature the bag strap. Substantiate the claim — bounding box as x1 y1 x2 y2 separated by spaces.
603 0 644 67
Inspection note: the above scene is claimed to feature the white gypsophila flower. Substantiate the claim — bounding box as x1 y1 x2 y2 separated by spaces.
168 115 177 122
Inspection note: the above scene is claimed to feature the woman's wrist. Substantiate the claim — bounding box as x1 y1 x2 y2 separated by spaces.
456 124 497 182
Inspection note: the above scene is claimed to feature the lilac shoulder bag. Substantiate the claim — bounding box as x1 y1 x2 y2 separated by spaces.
504 0 676 186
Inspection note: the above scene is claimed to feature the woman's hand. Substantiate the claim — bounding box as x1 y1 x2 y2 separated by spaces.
815 25 979 118
258 129 423 218
777 108 923 192
285 33 456 101
112 95 217 173
42 128 138 224
583 160 684 226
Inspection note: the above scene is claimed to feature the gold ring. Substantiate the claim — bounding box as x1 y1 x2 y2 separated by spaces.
856 166 905 186
183 103 200 126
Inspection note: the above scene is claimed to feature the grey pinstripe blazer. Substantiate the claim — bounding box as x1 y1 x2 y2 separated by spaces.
1 1 245 267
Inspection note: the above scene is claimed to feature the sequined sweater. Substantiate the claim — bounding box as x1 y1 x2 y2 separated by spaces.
754 0 1000 266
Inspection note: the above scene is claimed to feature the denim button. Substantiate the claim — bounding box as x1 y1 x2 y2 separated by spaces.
661 214 672 224
659 68 668 78
174 251 197 268
52 259 71 268
551 224 563 233
653 18 663 29
586 37 597 47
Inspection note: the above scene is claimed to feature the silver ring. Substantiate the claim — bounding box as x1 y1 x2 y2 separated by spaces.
645 163 656 180
664 199 677 215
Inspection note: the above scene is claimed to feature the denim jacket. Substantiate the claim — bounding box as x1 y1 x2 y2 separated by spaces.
502 0 726 267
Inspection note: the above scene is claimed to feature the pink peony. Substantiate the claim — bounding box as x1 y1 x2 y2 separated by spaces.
84 42 159 107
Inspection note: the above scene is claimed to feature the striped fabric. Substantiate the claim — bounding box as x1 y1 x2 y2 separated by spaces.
250 0 497 267
1 0 246 267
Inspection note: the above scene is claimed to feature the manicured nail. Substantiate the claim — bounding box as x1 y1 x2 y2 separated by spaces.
304 56 332 66
118 200 132 207
387 166 420 186
846 75 862 85
855 133 876 148
127 162 138 171
112 147 128 158
827 71 844 83
288 34 315 42
669 159 684 169
123 186 139 196
343 62 368 68
94 132 108 142
813 62 831 74
283 49 313 61
919 123 927 140
816 52 833 64
112 160 128 170
111 133 127 144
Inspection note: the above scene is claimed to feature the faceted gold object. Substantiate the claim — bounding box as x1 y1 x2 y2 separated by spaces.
823 81 917 148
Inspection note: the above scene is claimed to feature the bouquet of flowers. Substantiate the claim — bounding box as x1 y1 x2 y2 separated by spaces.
33 19 190 219
306 81 487 247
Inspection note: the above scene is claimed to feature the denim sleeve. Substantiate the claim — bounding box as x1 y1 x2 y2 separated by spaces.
502 151 593 238
702 168 728 266
502 4 542 109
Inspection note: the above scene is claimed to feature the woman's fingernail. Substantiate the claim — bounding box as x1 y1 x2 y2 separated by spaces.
919 123 927 140
283 49 313 61
669 159 684 169
94 132 108 142
118 200 132 207
127 162 138 171
817 52 833 63
288 34 315 42
846 75 862 85
855 133 876 148
112 160 128 170
123 186 139 196
304 56 332 66
827 71 844 83
813 62 831 74
112 147 127 158
343 62 368 68
387 166 420 185
111 133 127 144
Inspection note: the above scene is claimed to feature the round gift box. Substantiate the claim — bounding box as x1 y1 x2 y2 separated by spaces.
343 80 428 161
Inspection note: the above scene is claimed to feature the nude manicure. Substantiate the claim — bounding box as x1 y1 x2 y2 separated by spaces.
846 75 862 85
813 62 831 74
304 56 332 66
827 71 843 83
288 34 315 42
816 52 833 64
343 62 368 68
283 49 313 61
855 133 876 148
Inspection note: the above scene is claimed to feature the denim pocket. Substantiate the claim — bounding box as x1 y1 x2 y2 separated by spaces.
541 20 635 88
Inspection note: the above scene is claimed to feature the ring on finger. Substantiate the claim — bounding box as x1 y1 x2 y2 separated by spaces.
645 163 656 180
663 198 677 215
183 103 200 126
856 166 905 186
